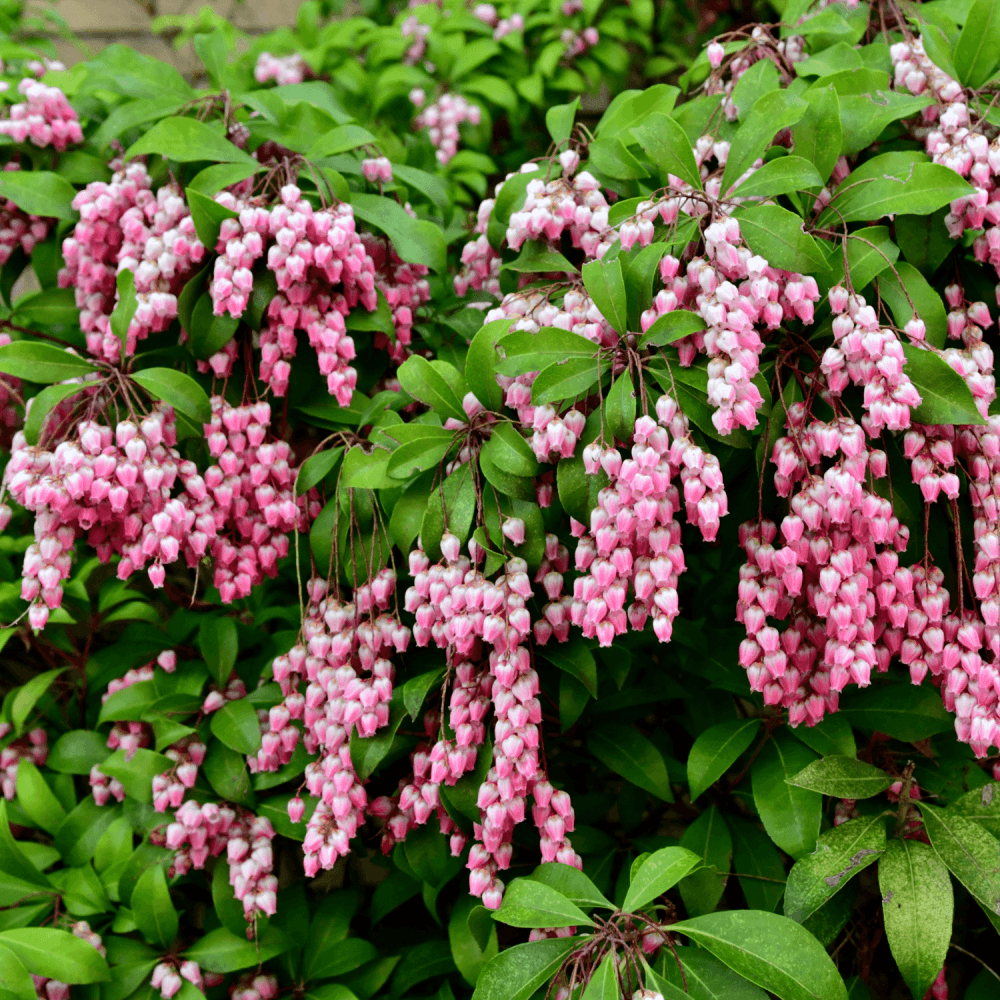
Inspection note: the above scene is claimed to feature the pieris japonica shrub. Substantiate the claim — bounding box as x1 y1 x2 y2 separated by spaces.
6 0 1000 999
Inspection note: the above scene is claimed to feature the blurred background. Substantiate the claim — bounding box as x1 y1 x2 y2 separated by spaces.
21 0 769 79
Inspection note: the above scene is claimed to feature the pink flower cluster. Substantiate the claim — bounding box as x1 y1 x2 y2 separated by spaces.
402 536 580 907
199 396 315 603
271 570 409 873
821 286 922 435
641 225 819 436
211 184 377 402
561 26 598 58
162 801 278 924
360 232 431 363
704 26 805 121
413 93 481 165
740 410 909 727
151 960 221 999
60 162 205 363
254 51 308 85
31 923 104 1000
401 16 431 65
230 973 278 1000
0 77 82 149
0 725 46 800
0 164 51 266
573 397 727 647
152 736 207 810
361 157 393 185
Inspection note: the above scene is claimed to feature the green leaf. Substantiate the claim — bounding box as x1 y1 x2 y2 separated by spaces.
530 862 613 909
729 816 786 913
420 463 477 560
386 426 455 479
546 98 579 145
531 357 604 405
46 730 111 774
879 838 953 1000
783 814 885 925
109 269 138 357
539 635 598 698
502 240 577 275
492 878 592 928
639 310 706 349
188 163 261 197
199 617 238 687
732 204 829 274
671 911 848 1000
655 947 769 999
0 942 34 1000
185 188 238 250
294 446 344 497
11 669 64 733
397 355 467 421
820 163 972 226
787 755 892 799
631 113 703 190
731 156 824 199
465 319 511 411
482 423 539 477
494 327 599 377
350 193 446 273
305 124 378 160
954 0 1000 87
0 801 50 888
589 724 673 801
14 760 65 834
721 91 808 196
839 682 954 740
679 807 733 916
0 171 77 221
920 803 1000 924
791 85 842 183
98 748 173 804
132 864 178 948
350 692 407 781
187 293 238 359
183 925 288 972
902 345 985 425
471 938 576 1000
687 719 761 802
580 951 619 1000
0 343 97 383
622 845 701 912
875 262 948 349
125 116 257 165
202 740 253 805
789 714 856 760
582 258 627 335
0 928 109 984
23 383 86 446
132 368 212 426
605 372 636 443
751 731 821 859
390 163 450 213
402 669 444 723
55 799 121 868
338 446 393 490
210 698 263 755
895 210 953 277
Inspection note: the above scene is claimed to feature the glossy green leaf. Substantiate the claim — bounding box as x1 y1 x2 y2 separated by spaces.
787 755 892 799
721 91 808 196
631 113 702 190
839 683 954 740
530 862 613 909
492 878 592 928
199 617 238 687
903 344 985 425
210 698 263 755
131 368 212 425
733 204 829 274
784 815 885 924
14 760 64 834
679 806 733 916
125 116 257 165
688 718 761 802
0 928 109 983
582 257 627 336
0 171 77 221
954 0 1000 88
589 724 673 802
879 838 953 1000
183 926 287 972
751 731 821 859
132 864 178 948
0 343 96 384
471 938 576 1000
622 846 701 912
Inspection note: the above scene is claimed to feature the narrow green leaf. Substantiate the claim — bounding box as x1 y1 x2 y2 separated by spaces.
622 846 701 912
688 719 761 802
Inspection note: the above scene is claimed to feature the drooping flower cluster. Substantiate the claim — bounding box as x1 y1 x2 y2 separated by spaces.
60 162 205 363
561 26 598 59
413 93 481 165
573 397 727 647
360 232 431 362
162 801 278 925
151 959 220 999
821 287 923 435
0 724 46 800
198 395 317 603
401 15 431 65
272 570 409 874
400 535 580 907
254 51 308 85
211 184 377 402
0 77 82 149
640 226 819 436
361 157 393 185
229 973 279 1000
740 411 909 727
